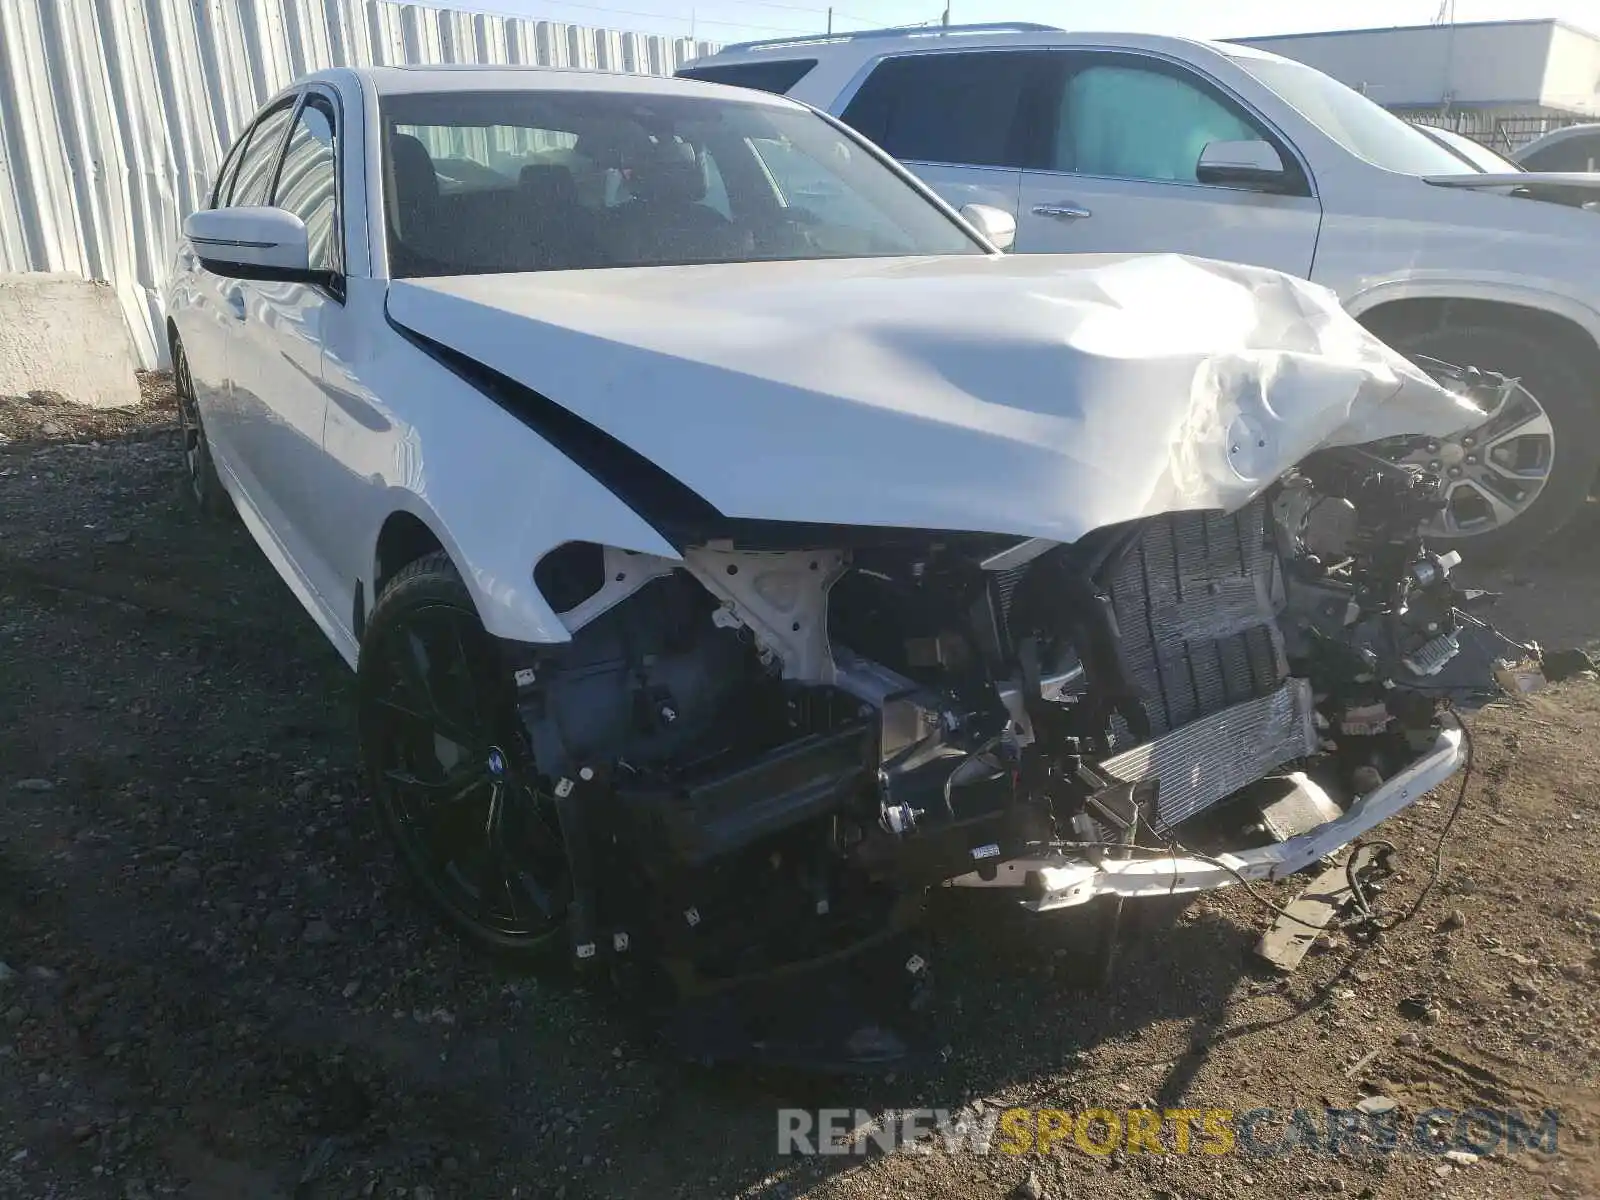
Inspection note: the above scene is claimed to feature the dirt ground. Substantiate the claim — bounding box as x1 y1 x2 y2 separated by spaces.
2 377 1598 1200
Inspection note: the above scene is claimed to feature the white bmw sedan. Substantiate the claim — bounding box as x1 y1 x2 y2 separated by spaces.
167 66 1500 1032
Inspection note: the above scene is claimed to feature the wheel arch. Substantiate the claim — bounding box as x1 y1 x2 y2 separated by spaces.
373 510 446 603
359 496 584 654
350 328 687 652
363 504 468 637
1356 295 1600 384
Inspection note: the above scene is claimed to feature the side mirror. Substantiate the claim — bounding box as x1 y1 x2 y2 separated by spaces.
960 203 1017 251
1195 139 1292 192
182 207 317 282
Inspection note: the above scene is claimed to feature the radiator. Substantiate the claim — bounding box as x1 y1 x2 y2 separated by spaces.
1104 501 1286 738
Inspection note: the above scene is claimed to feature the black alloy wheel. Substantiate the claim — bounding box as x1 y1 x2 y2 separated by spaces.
171 337 231 516
359 551 570 956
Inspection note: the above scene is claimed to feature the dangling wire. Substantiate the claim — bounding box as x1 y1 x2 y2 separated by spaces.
1347 706 1475 932
1101 706 1477 935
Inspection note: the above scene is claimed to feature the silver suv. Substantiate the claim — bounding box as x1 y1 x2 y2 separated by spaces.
681 23 1600 556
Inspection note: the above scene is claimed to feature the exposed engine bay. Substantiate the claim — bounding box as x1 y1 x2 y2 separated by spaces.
498 358 1529 1062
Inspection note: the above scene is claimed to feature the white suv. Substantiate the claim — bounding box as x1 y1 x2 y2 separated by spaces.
682 23 1600 555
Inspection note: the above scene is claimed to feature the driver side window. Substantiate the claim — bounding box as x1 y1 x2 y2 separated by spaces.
272 95 340 274
228 101 295 208
211 133 249 209
1049 58 1264 183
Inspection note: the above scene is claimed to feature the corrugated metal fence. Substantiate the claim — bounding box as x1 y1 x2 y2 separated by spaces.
0 0 717 368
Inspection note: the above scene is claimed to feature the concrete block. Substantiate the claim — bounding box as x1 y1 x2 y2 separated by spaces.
0 273 141 409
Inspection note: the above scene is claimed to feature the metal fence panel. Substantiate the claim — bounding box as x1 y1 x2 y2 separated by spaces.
1398 107 1591 153
0 0 718 368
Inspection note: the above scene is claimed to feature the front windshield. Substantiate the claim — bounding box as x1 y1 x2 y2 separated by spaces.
1231 56 1473 176
381 89 982 277
1419 125 1522 173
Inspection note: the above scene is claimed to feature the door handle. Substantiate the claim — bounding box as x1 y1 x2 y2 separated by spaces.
225 287 246 321
1031 202 1093 220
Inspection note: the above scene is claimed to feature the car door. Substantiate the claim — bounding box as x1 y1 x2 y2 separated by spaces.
202 96 296 499
224 88 348 612
1013 51 1322 276
172 119 258 470
838 50 1050 218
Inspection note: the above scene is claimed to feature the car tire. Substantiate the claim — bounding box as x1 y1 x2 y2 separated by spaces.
1388 324 1598 562
358 550 570 960
171 337 233 518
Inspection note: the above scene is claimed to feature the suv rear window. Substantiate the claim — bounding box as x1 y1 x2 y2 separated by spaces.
676 59 817 95
839 52 1039 168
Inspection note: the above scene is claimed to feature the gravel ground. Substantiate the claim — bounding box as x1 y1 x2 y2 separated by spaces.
1 377 1598 1200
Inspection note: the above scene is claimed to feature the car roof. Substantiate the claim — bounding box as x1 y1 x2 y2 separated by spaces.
314 63 803 104
683 23 1287 67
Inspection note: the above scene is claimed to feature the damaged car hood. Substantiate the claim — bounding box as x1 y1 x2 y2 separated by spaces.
387 252 1481 542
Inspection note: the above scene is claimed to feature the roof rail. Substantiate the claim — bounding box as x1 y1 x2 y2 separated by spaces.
716 21 1063 55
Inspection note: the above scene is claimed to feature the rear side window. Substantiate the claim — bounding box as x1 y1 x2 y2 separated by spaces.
840 51 1042 168
676 59 817 95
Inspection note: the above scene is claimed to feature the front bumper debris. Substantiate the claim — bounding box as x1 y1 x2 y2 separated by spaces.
946 725 1467 913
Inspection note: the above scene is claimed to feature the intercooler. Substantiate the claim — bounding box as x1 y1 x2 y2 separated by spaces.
1101 678 1317 830
1099 502 1316 830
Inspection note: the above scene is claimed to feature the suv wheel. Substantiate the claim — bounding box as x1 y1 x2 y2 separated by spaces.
1387 325 1598 560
